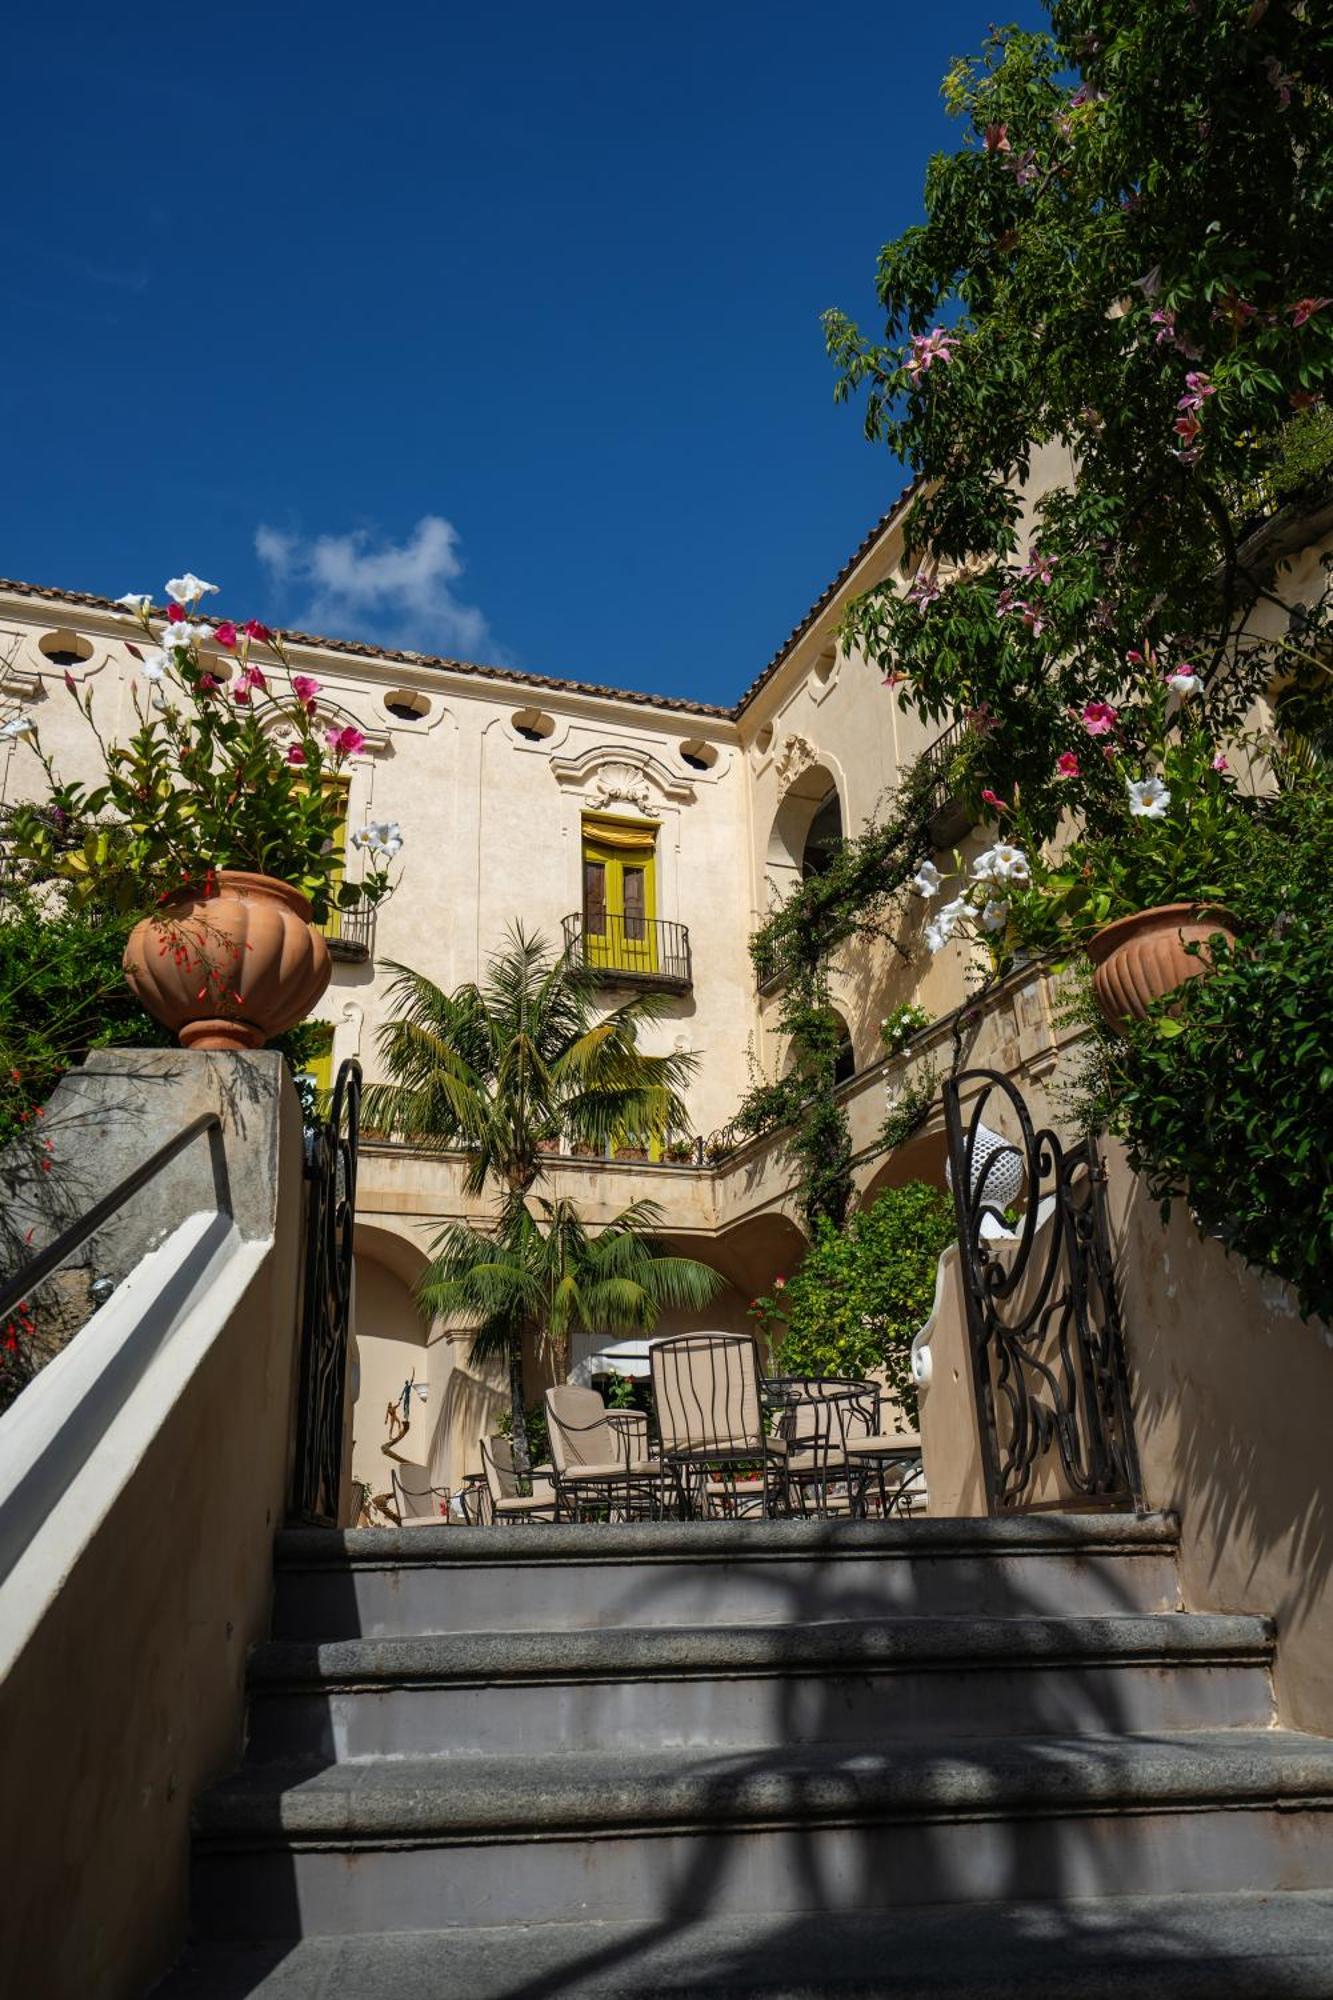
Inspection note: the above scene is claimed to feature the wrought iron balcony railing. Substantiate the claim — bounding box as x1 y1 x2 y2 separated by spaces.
562 912 692 993
318 901 375 963
917 719 978 847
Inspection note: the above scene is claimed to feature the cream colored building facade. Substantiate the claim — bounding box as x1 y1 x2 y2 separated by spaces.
0 443 1089 1498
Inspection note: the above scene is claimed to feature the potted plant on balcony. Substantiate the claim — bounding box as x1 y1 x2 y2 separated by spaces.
910 683 1251 1032
6 575 402 1050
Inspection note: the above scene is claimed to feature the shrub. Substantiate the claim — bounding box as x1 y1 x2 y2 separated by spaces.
751 1181 954 1416
1106 783 1333 1322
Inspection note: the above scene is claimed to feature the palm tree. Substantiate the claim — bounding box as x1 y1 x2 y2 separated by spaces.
364 926 714 1464
419 1195 722 1472
362 924 696 1195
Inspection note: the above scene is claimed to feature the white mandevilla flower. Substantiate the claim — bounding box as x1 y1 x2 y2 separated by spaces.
141 651 168 682
1166 666 1202 696
1127 775 1171 819
165 573 219 608
972 842 1030 885
162 621 215 652
924 894 968 954
352 818 404 861
909 858 942 899
0 713 37 742
115 591 153 613
979 899 1010 934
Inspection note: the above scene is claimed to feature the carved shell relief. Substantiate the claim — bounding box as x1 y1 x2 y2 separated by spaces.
586 761 659 816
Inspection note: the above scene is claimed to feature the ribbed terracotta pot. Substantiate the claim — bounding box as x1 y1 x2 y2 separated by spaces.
1087 902 1238 1032
123 869 332 1051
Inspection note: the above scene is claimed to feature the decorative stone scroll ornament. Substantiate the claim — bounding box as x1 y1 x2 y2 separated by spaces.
775 733 819 786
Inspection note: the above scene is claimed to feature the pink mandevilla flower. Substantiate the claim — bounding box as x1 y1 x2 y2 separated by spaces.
1082 700 1118 736
243 619 273 643
167 602 186 625
1212 752 1229 773
906 328 960 382
213 622 239 651
908 571 942 608
981 788 1008 814
1056 752 1080 779
286 744 307 766
1004 147 1039 187
326 724 366 758
291 674 322 706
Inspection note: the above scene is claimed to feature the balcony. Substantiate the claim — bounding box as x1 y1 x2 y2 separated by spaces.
317 901 375 964
562 913 692 994
918 719 978 848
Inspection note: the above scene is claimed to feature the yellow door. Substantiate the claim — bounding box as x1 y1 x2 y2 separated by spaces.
304 775 350 943
582 820 658 976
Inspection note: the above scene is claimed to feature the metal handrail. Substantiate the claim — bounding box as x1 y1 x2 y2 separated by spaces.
0 1111 230 1323
561 912 693 987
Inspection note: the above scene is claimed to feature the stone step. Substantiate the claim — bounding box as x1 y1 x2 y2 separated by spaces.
156 1892 1333 1998
271 1512 1183 1640
192 1730 1333 1937
243 1614 1274 1762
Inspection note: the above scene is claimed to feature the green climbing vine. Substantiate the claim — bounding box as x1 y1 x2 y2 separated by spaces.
735 750 961 1233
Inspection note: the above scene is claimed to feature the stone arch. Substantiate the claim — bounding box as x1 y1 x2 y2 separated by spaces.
350 1224 434 1512
766 759 845 906
655 1210 810 1344
856 1123 951 1208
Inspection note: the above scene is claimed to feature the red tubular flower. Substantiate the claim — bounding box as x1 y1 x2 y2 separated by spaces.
213 622 239 651
242 619 273 642
167 602 186 625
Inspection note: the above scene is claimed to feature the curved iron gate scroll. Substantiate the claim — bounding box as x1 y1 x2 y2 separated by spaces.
942 1069 1142 1515
290 1058 362 1526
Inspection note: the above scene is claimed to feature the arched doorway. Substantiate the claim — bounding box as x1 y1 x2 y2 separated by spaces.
766 762 845 906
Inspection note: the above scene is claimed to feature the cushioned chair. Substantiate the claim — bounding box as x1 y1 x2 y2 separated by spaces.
545 1385 661 1521
390 1459 450 1527
480 1435 558 1525
649 1332 788 1519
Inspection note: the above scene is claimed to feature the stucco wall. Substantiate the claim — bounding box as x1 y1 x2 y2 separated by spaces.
0 1053 304 2000
1105 1144 1333 1736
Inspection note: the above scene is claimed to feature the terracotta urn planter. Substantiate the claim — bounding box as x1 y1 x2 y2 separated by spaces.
1087 902 1238 1032
123 869 332 1051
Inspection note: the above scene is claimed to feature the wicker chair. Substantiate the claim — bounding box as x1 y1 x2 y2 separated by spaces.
649 1332 788 1519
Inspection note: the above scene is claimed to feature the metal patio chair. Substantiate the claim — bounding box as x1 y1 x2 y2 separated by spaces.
479 1435 559 1525
389 1459 451 1527
648 1332 788 1520
545 1385 662 1521
764 1377 878 1518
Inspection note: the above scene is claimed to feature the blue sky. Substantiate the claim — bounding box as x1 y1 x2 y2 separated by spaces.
6 0 1044 707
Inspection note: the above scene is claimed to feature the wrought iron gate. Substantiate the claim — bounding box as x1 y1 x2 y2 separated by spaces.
942 1069 1142 1515
290 1057 362 1526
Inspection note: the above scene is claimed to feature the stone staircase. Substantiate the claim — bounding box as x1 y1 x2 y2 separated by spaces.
159 1513 1333 1997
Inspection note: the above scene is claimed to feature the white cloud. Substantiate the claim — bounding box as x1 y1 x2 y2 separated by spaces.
254 515 500 659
